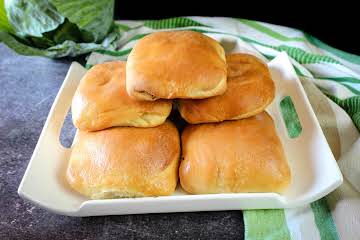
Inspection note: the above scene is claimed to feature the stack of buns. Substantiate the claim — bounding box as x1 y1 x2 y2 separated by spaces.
67 31 291 199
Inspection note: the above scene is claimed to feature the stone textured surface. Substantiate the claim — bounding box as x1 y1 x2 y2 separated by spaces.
0 44 244 240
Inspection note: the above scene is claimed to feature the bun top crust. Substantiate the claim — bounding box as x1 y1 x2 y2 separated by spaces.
126 31 227 100
179 53 275 124
72 61 172 131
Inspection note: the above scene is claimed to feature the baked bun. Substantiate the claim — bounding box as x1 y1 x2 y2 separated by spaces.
72 61 172 131
179 54 275 123
67 121 180 199
179 112 291 194
126 31 227 100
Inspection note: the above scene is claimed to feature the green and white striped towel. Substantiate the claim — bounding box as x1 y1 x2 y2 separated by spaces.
86 17 360 240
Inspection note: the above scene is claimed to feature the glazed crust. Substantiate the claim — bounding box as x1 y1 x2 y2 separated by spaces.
126 31 227 100
179 112 291 194
179 54 275 123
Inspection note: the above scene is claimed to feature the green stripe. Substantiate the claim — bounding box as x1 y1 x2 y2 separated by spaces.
293 65 307 77
316 76 360 84
244 210 291 240
85 64 93 69
311 198 339 240
305 33 360 65
316 78 360 95
250 52 310 78
144 17 208 29
114 22 143 31
115 27 341 66
128 33 148 42
276 45 341 64
328 95 360 131
188 28 341 65
238 36 338 71
94 48 132 57
337 83 360 95
262 53 275 61
280 96 303 138
238 19 306 42
115 23 131 31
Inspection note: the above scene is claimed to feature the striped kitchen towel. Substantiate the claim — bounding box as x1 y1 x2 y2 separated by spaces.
86 17 360 240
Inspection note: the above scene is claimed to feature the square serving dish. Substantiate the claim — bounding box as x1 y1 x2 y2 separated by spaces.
18 52 342 216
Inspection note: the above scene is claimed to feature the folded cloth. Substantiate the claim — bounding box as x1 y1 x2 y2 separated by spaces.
86 17 360 240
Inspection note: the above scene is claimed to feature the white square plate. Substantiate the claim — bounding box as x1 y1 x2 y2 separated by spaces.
18 52 342 216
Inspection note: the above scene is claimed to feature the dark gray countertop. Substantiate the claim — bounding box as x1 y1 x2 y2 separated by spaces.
0 44 244 240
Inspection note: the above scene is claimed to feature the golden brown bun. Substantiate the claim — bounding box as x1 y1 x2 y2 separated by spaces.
67 121 180 199
178 54 275 124
72 61 172 131
179 112 291 194
126 31 227 100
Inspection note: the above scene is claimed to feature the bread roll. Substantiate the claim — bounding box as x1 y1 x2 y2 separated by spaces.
126 31 227 100
178 54 275 123
67 121 180 199
72 61 172 131
179 112 291 194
